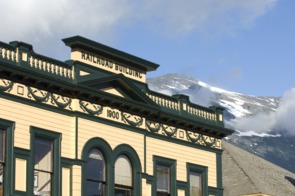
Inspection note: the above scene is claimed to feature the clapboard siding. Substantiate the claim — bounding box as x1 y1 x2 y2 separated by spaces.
0 98 75 158
78 118 145 167
146 137 217 187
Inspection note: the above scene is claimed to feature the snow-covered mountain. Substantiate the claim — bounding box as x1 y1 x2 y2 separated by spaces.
147 74 295 173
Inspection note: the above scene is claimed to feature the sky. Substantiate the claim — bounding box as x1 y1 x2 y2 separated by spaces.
0 0 294 97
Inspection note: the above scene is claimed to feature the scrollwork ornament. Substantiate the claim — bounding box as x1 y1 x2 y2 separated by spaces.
0 79 14 92
201 135 216 147
146 120 161 133
51 94 72 109
122 112 143 127
162 125 178 137
27 86 50 103
79 100 103 116
186 131 202 144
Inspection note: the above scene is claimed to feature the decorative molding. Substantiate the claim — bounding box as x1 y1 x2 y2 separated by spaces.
186 130 217 147
27 86 50 103
201 135 216 147
186 131 202 143
79 100 103 116
0 78 221 149
122 112 143 127
0 79 14 92
146 120 161 133
162 125 178 137
51 93 72 109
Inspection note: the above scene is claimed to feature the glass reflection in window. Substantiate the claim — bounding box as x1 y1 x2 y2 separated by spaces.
34 137 53 196
86 149 105 196
115 155 132 196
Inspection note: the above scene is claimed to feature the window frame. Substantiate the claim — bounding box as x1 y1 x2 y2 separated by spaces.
30 126 61 196
186 163 208 196
86 148 106 196
81 137 112 196
0 118 14 196
113 144 142 196
153 156 176 196
114 154 133 195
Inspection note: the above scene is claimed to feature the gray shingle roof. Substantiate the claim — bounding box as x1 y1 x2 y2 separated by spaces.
222 141 295 196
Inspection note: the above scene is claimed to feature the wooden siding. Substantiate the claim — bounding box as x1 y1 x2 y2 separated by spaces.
146 137 217 187
0 98 75 159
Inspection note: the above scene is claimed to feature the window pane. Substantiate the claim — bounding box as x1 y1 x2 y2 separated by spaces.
115 155 132 186
87 149 105 182
0 163 3 196
156 165 170 193
190 171 202 196
34 171 51 196
86 181 105 196
34 138 53 172
115 186 132 196
0 130 5 162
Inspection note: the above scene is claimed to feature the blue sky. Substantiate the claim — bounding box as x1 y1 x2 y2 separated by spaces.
1 0 294 96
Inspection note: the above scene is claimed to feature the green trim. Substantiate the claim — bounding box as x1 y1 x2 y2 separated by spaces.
177 180 188 190
144 133 147 174
208 186 223 196
0 118 15 196
61 157 83 166
147 131 223 154
113 144 142 196
30 126 61 196
62 35 160 72
142 173 154 184
0 92 223 154
186 163 208 196
81 139 142 196
153 156 177 196
75 115 78 160
216 152 223 189
81 137 113 196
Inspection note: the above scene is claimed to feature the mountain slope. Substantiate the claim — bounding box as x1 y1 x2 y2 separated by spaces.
147 74 295 173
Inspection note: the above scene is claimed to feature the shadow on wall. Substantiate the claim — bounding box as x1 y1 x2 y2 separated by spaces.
285 176 295 187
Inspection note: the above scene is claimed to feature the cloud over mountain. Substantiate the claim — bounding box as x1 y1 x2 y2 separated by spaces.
229 88 295 136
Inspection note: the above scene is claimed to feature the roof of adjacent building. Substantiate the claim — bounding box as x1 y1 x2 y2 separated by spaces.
222 141 295 196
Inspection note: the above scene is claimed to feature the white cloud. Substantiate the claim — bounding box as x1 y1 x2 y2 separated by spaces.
0 0 134 57
0 0 277 57
1 0 133 40
228 88 295 136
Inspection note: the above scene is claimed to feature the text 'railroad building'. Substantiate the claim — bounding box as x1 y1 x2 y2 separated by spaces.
0 36 233 196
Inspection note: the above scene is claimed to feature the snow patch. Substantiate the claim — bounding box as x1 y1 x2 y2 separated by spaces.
235 130 281 137
219 99 251 118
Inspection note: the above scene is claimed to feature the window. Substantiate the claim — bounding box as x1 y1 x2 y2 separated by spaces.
189 172 202 196
86 149 105 196
0 129 5 196
187 163 208 196
34 137 53 196
156 164 170 196
31 127 61 196
114 155 132 196
153 156 176 196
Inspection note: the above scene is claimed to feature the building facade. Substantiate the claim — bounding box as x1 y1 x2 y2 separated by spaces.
0 36 233 196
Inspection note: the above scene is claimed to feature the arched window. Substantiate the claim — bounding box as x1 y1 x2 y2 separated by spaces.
86 149 105 196
114 155 132 196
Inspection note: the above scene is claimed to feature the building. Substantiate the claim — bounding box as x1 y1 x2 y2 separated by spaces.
0 36 233 196
222 141 295 196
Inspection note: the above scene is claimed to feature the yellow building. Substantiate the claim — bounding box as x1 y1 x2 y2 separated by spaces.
0 36 233 196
